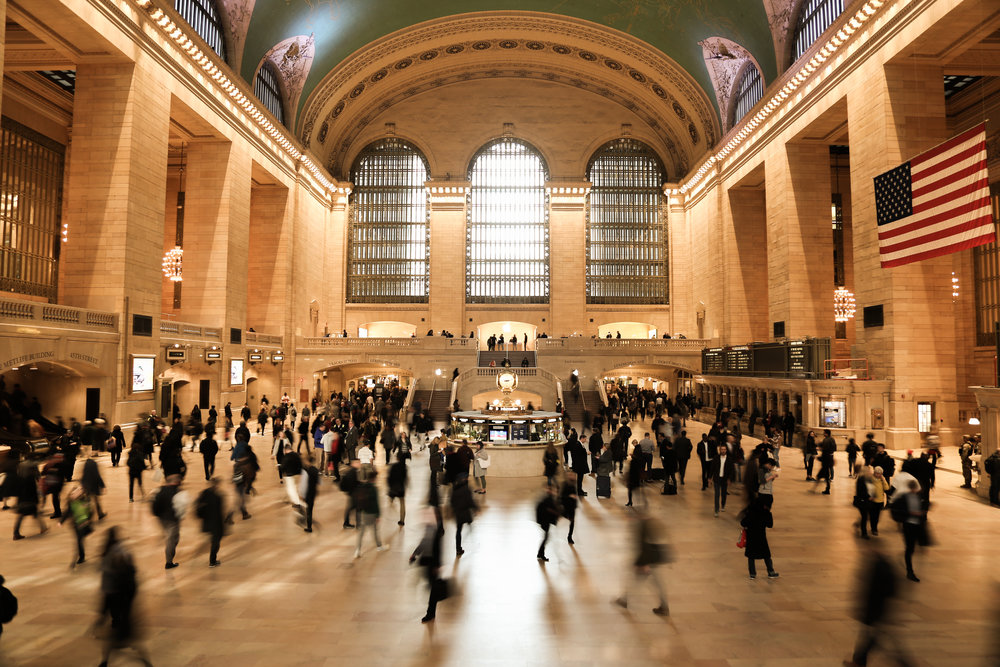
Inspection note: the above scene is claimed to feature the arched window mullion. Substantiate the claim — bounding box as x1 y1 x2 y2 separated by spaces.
466 138 549 304
347 139 429 303
731 64 763 126
174 0 227 62
792 0 844 64
586 138 667 305
254 62 285 126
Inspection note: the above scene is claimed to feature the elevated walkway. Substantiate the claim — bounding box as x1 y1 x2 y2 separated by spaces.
477 351 535 367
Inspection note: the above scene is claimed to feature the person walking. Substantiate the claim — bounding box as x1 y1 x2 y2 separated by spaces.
61 485 94 566
354 467 383 557
815 430 836 494
473 442 490 494
560 473 578 544
697 434 712 491
12 460 46 540
96 527 152 667
199 433 218 481
803 431 818 481
615 506 670 615
387 452 408 527
895 479 925 582
543 443 560 487
535 485 560 562
40 453 65 519
301 455 320 533
451 474 475 557
709 443 735 517
674 430 692 485
151 474 187 569
566 431 589 497
868 466 889 536
81 458 107 521
232 452 254 521
108 425 125 467
626 448 644 507
846 438 860 478
843 539 913 667
854 465 873 538
740 497 779 579
340 461 360 529
409 520 445 623
126 444 146 503
194 478 225 567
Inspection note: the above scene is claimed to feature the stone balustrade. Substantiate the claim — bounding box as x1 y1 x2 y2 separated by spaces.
159 320 222 341
0 297 118 333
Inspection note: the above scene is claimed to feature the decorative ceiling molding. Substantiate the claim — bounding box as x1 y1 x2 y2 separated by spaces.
298 12 721 178
761 0 798 71
699 37 760 133
259 34 315 128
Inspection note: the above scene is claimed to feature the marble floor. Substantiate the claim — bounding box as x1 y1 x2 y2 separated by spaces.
0 419 997 667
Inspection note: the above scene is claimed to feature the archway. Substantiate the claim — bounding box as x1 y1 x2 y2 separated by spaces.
597 322 657 339
1 359 110 429
477 321 538 351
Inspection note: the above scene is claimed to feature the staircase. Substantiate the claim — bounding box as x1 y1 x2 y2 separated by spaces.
428 391 452 422
562 390 602 432
477 351 536 367
409 390 432 419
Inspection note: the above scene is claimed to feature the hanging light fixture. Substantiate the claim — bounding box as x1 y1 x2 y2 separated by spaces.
833 286 856 322
951 272 959 300
163 246 184 282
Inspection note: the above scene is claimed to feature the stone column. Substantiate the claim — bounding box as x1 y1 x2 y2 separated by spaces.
427 183 468 335
178 140 252 332
764 142 835 339
971 387 999 500
847 63 957 448
725 187 769 342
548 184 589 337
247 184 291 333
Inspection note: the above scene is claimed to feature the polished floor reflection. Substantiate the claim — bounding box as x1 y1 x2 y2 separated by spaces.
0 419 997 666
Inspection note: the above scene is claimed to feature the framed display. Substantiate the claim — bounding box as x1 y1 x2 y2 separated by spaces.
821 399 847 429
131 356 154 392
230 359 244 385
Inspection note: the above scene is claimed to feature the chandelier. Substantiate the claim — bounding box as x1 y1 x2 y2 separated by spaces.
833 286 856 322
162 246 183 282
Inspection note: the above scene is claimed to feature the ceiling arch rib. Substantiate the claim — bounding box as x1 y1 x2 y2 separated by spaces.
257 34 315 129
699 37 763 134
299 12 721 180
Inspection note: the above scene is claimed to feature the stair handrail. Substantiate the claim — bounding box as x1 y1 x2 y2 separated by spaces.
556 381 563 411
401 378 419 423
595 378 609 408
449 378 459 412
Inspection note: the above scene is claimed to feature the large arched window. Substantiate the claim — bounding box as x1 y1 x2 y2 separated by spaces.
466 138 549 304
792 0 844 63
347 139 429 303
731 63 763 126
174 0 227 61
586 139 667 304
254 62 285 125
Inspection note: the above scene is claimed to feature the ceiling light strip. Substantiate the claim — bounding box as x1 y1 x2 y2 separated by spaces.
672 0 887 197
131 0 349 197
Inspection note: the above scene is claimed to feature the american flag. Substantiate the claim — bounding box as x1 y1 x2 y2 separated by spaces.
874 123 994 269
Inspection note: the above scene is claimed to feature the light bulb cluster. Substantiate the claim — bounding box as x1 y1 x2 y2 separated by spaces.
672 0 887 198
162 245 184 282
952 272 959 300
833 286 856 323
132 0 343 198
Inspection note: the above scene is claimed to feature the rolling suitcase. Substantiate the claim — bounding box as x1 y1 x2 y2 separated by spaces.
649 468 666 481
596 474 611 498
662 478 677 495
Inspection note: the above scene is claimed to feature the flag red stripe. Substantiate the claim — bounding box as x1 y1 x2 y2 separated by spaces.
911 176 990 215
879 197 992 240
911 149 986 191
880 232 996 268
910 123 986 167
879 214 994 254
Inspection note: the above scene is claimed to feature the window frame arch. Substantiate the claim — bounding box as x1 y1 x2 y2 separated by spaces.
346 137 431 304
465 137 551 305
585 138 668 305
254 60 286 126
173 0 228 63
790 0 844 65
729 61 764 128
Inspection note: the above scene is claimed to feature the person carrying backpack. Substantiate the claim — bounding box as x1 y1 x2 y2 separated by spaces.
151 475 188 569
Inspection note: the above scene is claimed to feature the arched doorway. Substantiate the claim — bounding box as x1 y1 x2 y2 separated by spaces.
358 321 417 338
476 321 538 350
597 322 657 339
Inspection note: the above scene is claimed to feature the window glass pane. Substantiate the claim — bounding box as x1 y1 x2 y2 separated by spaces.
254 63 285 125
586 138 667 304
792 0 844 63
0 117 64 300
174 0 227 61
347 139 429 303
466 138 549 304
972 184 1000 346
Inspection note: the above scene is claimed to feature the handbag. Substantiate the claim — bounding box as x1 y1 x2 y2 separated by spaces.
736 528 747 549
479 455 491 470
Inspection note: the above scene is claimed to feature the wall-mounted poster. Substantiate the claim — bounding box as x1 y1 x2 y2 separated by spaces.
131 357 154 392
821 399 847 429
230 359 244 385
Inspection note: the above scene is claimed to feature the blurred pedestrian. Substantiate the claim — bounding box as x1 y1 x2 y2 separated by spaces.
560 473 578 544
199 433 218 481
151 474 187 569
387 452 408 526
302 455 319 533
61 485 94 566
126 444 146 503
409 520 445 623
843 539 912 667
740 497 778 579
0 575 16 640
96 527 151 666
535 485 559 562
615 506 670 615
81 458 107 521
451 474 475 557
354 467 383 558
194 477 225 567
473 442 490 494
12 460 46 540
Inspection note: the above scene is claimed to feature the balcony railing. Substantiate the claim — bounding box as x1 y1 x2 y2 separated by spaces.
536 337 708 351
0 297 118 333
246 331 283 347
160 321 222 341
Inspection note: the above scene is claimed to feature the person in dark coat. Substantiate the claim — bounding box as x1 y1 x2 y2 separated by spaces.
124 440 147 502
410 521 445 623
740 498 778 579
387 453 408 526
588 431 604 476
560 474 578 544
615 506 670 615
543 443 560 487
340 461 360 528
626 448 644 507
659 436 678 488
81 458 107 520
845 541 913 667
199 434 218 481
566 431 589 497
696 434 712 490
195 478 225 567
97 527 151 666
451 474 475 556
674 430 692 485
13 460 46 540
302 456 320 533
108 425 125 467
535 485 560 561
40 453 65 519
709 443 735 516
